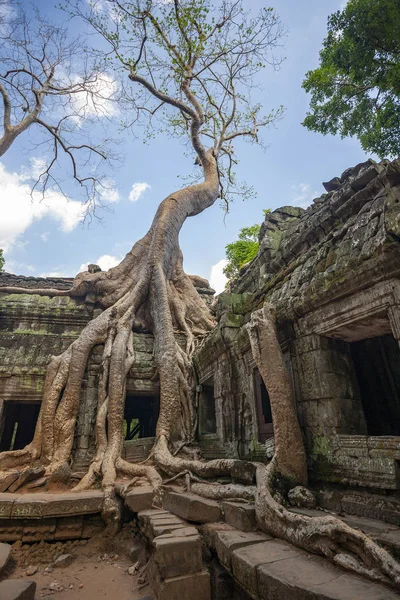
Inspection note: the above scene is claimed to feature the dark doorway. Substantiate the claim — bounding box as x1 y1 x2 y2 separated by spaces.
351 334 400 436
124 395 159 440
254 370 273 442
199 377 216 435
0 402 41 451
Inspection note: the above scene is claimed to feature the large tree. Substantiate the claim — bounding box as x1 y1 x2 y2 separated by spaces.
0 2 117 207
0 0 399 588
302 0 400 158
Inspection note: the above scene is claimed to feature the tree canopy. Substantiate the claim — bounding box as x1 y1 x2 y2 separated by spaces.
224 223 260 280
0 249 4 272
66 0 284 206
302 0 400 158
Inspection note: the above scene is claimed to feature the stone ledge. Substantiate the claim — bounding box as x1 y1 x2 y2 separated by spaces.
163 490 222 523
0 491 104 520
124 487 154 513
214 529 270 572
222 501 257 532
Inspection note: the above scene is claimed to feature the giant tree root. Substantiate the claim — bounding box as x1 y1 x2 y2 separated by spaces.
246 304 400 590
256 460 400 588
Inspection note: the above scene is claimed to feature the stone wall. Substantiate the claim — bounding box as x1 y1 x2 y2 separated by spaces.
0 273 212 467
195 157 400 494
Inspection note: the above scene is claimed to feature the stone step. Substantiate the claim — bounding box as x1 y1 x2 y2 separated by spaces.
0 579 36 600
221 500 400 560
123 486 154 513
291 507 400 559
138 508 211 600
208 525 400 600
163 490 222 523
0 542 11 574
222 501 257 532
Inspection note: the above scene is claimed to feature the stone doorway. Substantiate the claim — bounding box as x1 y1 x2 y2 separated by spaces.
124 394 159 440
0 401 40 451
254 369 273 443
198 377 216 435
350 333 400 436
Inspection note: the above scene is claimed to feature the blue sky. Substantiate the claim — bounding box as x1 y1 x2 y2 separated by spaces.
1 0 369 292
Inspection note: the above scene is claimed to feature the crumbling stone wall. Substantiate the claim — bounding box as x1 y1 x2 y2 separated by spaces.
195 157 400 495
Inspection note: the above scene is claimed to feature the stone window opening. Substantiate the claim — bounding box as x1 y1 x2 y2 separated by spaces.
198 377 216 435
0 401 40 451
350 333 400 437
123 394 159 440
254 369 273 442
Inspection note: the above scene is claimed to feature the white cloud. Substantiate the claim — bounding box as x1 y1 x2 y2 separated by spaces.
79 254 121 273
98 179 120 203
69 72 119 124
39 270 71 278
129 182 150 203
21 157 48 182
5 260 36 275
0 162 86 252
209 259 228 295
291 183 319 209
40 232 49 242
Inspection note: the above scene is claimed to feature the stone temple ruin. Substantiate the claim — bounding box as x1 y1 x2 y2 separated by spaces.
0 157 399 599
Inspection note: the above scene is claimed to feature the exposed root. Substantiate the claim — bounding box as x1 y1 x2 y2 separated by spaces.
248 303 400 590
191 482 256 501
256 460 400 589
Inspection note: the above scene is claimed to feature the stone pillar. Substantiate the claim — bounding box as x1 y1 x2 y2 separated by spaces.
293 333 367 452
388 305 400 346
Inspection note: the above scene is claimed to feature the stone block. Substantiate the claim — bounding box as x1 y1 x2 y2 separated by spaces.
8 467 45 493
0 519 23 542
41 491 104 517
125 487 154 513
0 542 11 574
0 579 36 600
222 502 257 532
153 528 203 578
22 519 56 542
81 515 105 539
163 491 222 523
158 570 211 600
231 461 257 485
12 494 48 518
215 529 270 572
257 554 400 600
0 472 19 493
232 539 301 598
54 516 83 540
0 494 16 518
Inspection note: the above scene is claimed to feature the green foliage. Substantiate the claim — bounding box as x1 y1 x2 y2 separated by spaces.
302 0 400 158
0 249 4 272
224 223 261 280
66 0 285 206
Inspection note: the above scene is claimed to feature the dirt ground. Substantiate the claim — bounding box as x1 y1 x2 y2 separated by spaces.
2 525 153 599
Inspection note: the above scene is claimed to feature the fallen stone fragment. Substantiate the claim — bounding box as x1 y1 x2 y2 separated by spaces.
53 553 75 568
8 466 46 493
0 471 20 493
25 565 38 576
0 579 36 600
49 581 64 592
26 477 47 490
128 562 139 575
288 486 317 510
